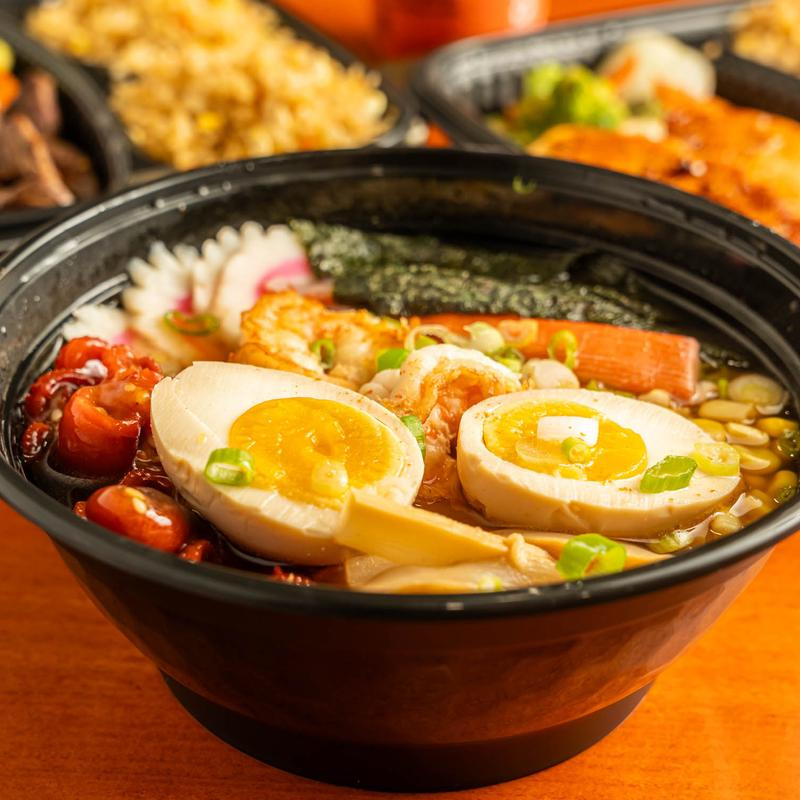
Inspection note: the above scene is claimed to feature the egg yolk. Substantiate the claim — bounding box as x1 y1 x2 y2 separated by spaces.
483 401 647 481
229 397 403 508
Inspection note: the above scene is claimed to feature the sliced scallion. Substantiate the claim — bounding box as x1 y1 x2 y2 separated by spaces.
561 436 592 464
465 322 505 355
310 337 336 370
491 345 524 373
547 330 578 370
691 441 740 476
376 347 409 372
556 533 626 581
400 414 426 459
415 334 437 349
164 310 220 336
639 455 697 493
204 448 255 486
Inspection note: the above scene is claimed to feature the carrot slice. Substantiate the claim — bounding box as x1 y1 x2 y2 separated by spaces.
421 314 700 400
0 72 20 112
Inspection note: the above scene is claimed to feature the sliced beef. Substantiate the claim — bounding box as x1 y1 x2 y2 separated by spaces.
0 113 74 206
48 137 99 200
14 69 61 137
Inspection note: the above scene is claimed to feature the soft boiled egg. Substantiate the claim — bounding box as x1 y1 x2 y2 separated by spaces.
457 388 741 537
151 362 425 564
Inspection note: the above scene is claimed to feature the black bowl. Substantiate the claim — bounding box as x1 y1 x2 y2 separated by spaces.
0 11 131 250
0 150 798 792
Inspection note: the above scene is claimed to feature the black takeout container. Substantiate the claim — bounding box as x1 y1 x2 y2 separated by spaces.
412 0 800 150
0 12 130 250
0 149 799 791
9 0 419 173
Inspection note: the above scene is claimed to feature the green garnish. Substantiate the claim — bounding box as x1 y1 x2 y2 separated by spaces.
400 415 426 459
376 347 409 372
556 533 626 581
310 337 336 369
512 176 537 195
547 329 578 369
639 456 698 493
648 528 696 554
691 442 740 476
204 448 255 486
777 430 800 460
415 334 437 349
717 377 729 400
491 345 524 373
163 310 220 336
561 436 592 464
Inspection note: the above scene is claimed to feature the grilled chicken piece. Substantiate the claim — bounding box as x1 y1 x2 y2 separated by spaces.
531 86 800 244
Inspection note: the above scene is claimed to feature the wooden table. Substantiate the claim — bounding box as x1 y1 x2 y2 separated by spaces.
2 502 799 799
3 1 798 797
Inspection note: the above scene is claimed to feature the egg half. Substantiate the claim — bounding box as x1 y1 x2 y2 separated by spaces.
457 388 741 537
151 362 425 564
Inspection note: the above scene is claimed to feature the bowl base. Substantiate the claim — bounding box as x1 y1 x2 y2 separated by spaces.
163 673 651 792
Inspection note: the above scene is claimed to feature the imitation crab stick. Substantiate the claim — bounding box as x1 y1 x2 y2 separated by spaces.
421 314 700 401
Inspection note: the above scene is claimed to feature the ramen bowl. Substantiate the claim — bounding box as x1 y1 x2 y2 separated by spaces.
0 149 798 791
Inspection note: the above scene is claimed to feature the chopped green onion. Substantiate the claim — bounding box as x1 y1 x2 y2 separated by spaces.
585 379 603 391
648 528 696 554
777 429 800 460
381 316 402 328
491 345 524 373
512 175 537 195
415 334 437 349
561 436 592 464
556 533 626 581
465 322 505 355
310 337 336 370
204 448 255 486
400 414 426 459
692 441 740 476
376 347 410 372
639 455 697 493
547 330 578 370
717 377 729 400
477 574 504 591
163 310 220 336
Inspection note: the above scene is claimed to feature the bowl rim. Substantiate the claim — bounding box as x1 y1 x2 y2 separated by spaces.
0 147 798 620
0 10 132 236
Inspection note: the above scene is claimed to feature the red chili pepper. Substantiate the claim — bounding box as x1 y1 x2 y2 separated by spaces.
24 367 104 418
20 421 52 462
120 466 174 494
57 381 150 476
55 336 109 370
84 485 190 553
179 539 216 563
271 565 313 587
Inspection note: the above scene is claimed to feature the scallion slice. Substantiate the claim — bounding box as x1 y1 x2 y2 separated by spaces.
415 334 437 349
163 310 220 336
639 455 697 493
400 414 426 459
777 429 800 460
556 533 626 581
561 436 592 464
491 345 524 373
376 347 409 372
547 330 578 369
204 448 255 486
465 322 505 355
691 441 740 476
310 337 336 370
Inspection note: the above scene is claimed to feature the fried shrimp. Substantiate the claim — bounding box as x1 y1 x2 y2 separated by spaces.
232 291 410 389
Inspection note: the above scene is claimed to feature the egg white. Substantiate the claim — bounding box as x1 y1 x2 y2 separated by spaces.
457 388 741 537
151 362 425 564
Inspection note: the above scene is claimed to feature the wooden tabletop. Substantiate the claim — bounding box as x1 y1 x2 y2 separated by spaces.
2 500 799 800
